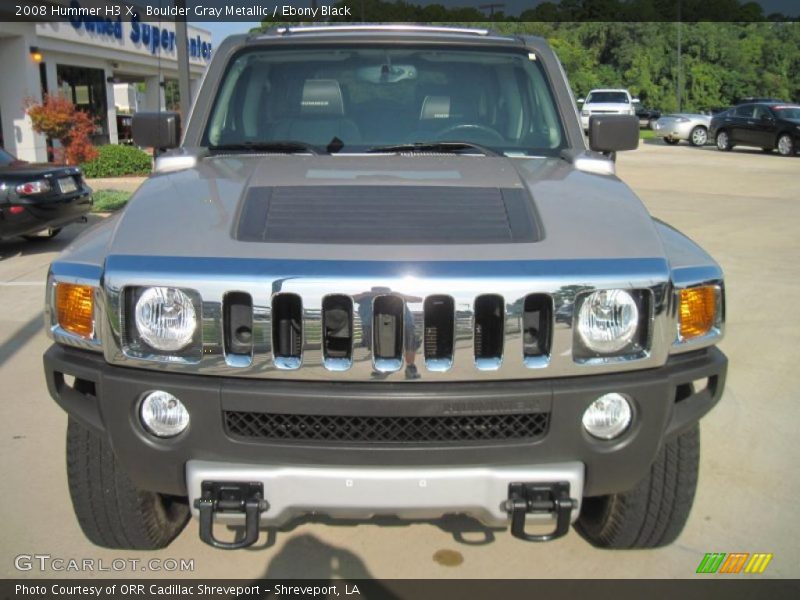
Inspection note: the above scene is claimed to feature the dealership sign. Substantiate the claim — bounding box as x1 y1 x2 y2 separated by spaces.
64 0 212 61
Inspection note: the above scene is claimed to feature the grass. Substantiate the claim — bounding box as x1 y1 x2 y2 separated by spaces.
92 189 131 213
640 129 656 140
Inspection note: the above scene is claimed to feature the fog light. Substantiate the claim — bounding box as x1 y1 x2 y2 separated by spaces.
582 393 632 440
140 391 189 438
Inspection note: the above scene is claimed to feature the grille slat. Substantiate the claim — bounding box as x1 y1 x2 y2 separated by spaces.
224 411 549 443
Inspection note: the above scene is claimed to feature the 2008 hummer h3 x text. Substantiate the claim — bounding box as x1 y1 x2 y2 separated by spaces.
44 25 727 550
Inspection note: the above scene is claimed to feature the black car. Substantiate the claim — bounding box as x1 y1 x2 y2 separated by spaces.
635 105 661 128
736 97 786 105
710 103 800 156
0 147 92 240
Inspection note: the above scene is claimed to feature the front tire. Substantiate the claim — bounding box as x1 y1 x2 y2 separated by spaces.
66 418 189 549
690 126 708 147
575 423 700 549
777 133 795 156
716 130 732 151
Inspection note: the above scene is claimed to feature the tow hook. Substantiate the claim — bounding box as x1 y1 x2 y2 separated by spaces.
504 482 577 542
194 481 268 549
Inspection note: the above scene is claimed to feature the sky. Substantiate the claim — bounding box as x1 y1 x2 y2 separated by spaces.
200 21 262 42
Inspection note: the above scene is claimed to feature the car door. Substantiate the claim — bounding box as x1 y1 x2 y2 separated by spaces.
728 104 755 145
751 105 779 149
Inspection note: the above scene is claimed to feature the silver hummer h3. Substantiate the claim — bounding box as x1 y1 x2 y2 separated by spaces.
44 25 726 550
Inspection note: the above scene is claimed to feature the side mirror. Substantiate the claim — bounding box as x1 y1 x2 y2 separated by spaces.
632 98 641 104
588 114 640 153
577 98 585 104
132 112 181 150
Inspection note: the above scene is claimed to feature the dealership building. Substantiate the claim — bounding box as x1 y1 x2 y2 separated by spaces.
0 2 212 162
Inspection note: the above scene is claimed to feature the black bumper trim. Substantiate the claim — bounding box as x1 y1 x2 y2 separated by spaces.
44 345 726 498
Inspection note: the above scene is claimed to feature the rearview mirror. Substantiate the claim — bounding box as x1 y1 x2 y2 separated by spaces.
132 112 181 150
588 114 640 153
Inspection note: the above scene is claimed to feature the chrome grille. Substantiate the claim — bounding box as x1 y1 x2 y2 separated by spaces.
102 256 671 382
224 410 550 443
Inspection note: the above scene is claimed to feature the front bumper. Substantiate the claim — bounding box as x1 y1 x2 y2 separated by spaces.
45 344 727 502
187 461 584 528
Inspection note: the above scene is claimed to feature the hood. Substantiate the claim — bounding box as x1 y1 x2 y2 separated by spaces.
106 154 666 262
584 103 631 112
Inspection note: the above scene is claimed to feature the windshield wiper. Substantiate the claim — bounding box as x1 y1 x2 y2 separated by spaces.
208 141 323 155
366 141 500 156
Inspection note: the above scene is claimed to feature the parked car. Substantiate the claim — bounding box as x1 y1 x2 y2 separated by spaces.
578 89 637 131
0 147 92 241
635 105 661 129
43 26 726 552
652 113 712 146
710 102 800 156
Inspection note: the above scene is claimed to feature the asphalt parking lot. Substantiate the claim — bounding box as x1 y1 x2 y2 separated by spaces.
1 141 798 579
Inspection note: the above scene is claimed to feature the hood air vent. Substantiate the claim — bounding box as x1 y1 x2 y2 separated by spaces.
234 185 542 245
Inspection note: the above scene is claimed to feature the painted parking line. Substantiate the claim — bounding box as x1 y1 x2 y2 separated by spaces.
0 282 46 286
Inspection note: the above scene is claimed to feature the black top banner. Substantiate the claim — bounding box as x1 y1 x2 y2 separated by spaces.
2 0 800 23
2 579 800 600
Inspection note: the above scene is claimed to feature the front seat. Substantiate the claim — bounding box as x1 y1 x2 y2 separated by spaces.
267 79 361 147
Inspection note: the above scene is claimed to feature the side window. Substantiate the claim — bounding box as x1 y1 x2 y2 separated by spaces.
734 105 754 118
753 106 770 120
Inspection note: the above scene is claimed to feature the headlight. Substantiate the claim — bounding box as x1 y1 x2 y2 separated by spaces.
577 289 639 353
134 287 197 351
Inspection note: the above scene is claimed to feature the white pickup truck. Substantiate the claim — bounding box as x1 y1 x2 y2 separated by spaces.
579 89 638 132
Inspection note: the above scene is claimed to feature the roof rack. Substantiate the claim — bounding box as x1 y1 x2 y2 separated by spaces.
266 24 491 37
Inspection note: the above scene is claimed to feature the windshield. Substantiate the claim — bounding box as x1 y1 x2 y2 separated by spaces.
772 106 800 119
203 46 565 155
586 91 629 104
0 148 16 166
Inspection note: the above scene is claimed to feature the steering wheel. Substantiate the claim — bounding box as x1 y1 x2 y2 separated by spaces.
433 123 505 144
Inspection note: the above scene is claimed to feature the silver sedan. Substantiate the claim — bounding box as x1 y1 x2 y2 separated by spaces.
652 113 712 146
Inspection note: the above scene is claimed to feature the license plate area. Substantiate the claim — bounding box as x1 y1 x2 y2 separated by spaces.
58 177 78 194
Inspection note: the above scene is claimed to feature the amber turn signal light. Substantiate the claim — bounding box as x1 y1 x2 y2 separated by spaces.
679 286 717 340
56 283 95 339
